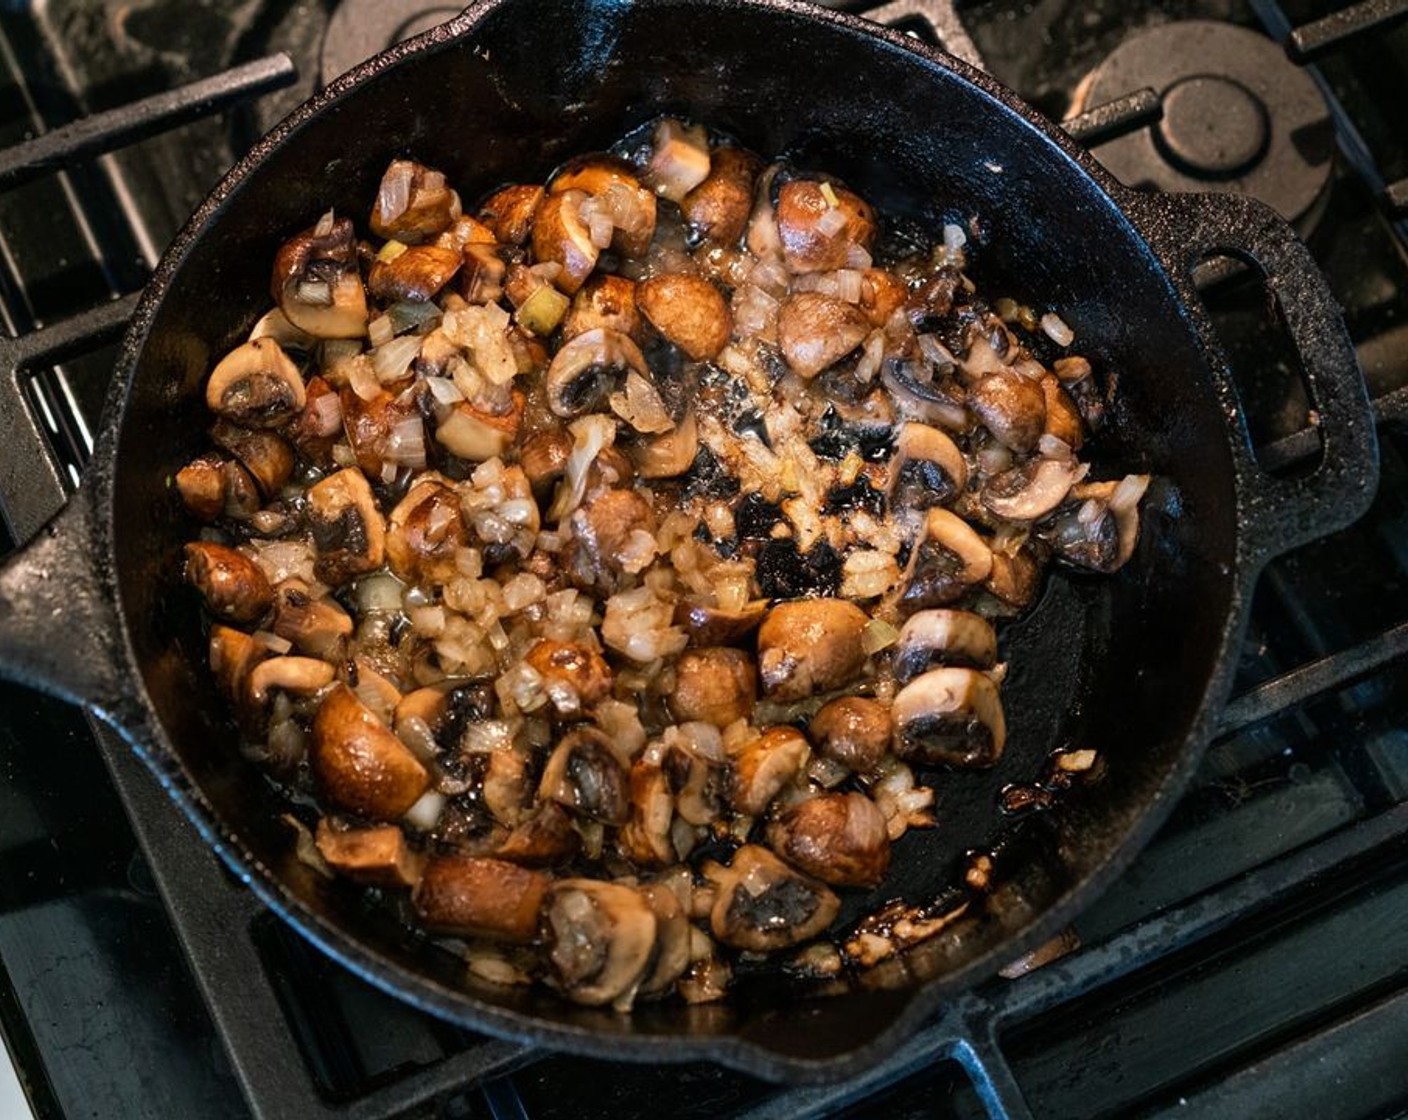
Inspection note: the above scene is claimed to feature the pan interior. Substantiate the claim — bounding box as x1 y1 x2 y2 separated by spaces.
108 0 1239 1060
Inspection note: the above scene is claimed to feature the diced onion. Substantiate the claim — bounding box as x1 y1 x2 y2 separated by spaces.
356 572 406 614
347 356 381 401
306 390 343 436
385 415 427 467
815 206 848 238
368 314 395 348
313 209 336 237
1041 312 1075 346
372 334 423 383
861 617 900 654
403 790 446 831
426 376 464 405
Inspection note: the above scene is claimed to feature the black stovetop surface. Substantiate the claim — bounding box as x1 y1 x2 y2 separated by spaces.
2 2 1407 1118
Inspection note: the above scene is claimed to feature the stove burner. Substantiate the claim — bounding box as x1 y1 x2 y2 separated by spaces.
321 1 460 87
1071 21 1335 227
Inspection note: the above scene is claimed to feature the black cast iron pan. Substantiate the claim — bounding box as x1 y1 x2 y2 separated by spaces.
0 0 1381 1082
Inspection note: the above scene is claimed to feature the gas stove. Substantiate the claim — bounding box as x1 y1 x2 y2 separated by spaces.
1 1 1407 1117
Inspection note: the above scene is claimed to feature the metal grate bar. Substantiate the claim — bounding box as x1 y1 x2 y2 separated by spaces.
863 0 986 70
1254 383 1404 472
1286 0 1408 61
1063 88 1163 147
0 54 297 192
2 293 139 373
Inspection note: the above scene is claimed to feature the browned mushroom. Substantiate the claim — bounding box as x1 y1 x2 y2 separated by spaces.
986 543 1044 608
370 159 460 243
314 819 424 888
483 746 533 828
757 598 869 701
413 854 547 942
860 267 907 328
549 155 658 258
982 457 1082 523
271 580 354 660
668 647 757 728
888 421 968 511
968 371 1047 454
618 757 675 868
899 508 993 611
184 542 273 623
674 597 768 646
531 189 598 295
892 667 1006 769
305 468 386 585
525 639 614 716
340 384 422 477
271 215 368 339
539 727 629 824
681 146 762 247
637 273 731 361
287 375 342 466
892 609 998 683
775 180 876 274
385 475 469 585
544 327 650 418
731 726 810 816
776 291 870 380
459 242 508 305
808 696 891 773
1041 374 1084 450
208 624 269 705
368 244 462 303
766 791 891 888
542 879 657 1008
629 411 699 480
494 801 581 867
663 736 726 826
478 183 544 246
176 454 230 521
637 883 692 997
435 394 524 463
311 684 430 820
562 274 642 342
205 338 306 428
708 844 839 951
1042 475 1148 573
565 487 658 592
209 420 294 497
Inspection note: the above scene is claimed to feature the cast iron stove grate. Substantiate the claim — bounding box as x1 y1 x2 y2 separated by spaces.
0 1 1406 1117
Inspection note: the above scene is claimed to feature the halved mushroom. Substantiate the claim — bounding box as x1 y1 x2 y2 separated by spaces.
525 639 614 717
860 267 908 328
899 508 993 611
205 338 306 429
668 647 757 728
982 457 1083 523
176 454 230 521
1041 375 1084 450
271 580 354 659
478 183 544 246
757 598 869 701
371 159 461 243
495 801 581 867
663 737 726 826
637 883 692 997
776 180 876 274
314 819 424 888
637 273 731 361
545 327 650 418
731 726 811 816
629 411 699 480
1042 474 1148 573
368 244 462 303
766 791 891 888
881 358 970 432
209 624 270 705
306 467 386 586
968 370 1047 454
414 854 547 942
888 421 968 511
341 384 422 477
247 655 335 708
209 420 294 497
986 543 1044 608
674 596 767 646
618 757 675 868
681 146 761 247
808 696 891 773
272 215 368 338
531 189 598 295
549 155 658 258
708 845 839 951
385 475 469 585
565 486 658 592
311 684 430 820
459 242 508 305
892 609 998 683
562 274 642 343
184 542 273 623
435 394 524 463
776 292 870 380
892 667 1006 769
539 727 629 824
543 879 658 1009
904 268 961 333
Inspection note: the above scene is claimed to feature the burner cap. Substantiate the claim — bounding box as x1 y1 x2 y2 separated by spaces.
321 2 460 88
1072 21 1334 226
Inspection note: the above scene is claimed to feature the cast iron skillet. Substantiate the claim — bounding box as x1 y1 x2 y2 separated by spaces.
0 0 1381 1082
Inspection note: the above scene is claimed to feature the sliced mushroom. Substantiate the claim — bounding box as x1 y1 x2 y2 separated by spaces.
311 684 430 820
184 542 273 623
904 268 961 333
368 244 462 303
709 845 839 952
1041 375 1084 450
674 596 768 646
637 883 692 997
899 508 993 612
247 655 335 707
209 420 294 497
271 215 368 338
888 421 968 511
808 696 891 773
385 475 469 585
731 726 810 816
893 609 997 683
458 242 508 305
767 791 891 888
757 598 869 701
205 338 306 428
306 467 386 586
543 879 657 1009
479 183 544 246
176 454 230 521
565 486 658 592
545 327 650 418
549 155 658 258
562 274 642 343
531 189 598 295
525 639 614 717
414 855 547 942
776 292 870 380
629 411 699 480
637 273 731 361
776 180 876 274
668 647 757 728
495 801 581 867
539 727 629 824
315 819 424 888
370 159 460 243
892 667 1006 769
618 757 675 868
982 457 1082 522
968 370 1047 454
881 358 970 431
435 394 523 463
681 146 761 247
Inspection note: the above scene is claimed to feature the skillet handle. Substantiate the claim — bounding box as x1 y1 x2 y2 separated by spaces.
0 485 138 725
1133 190 1379 567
